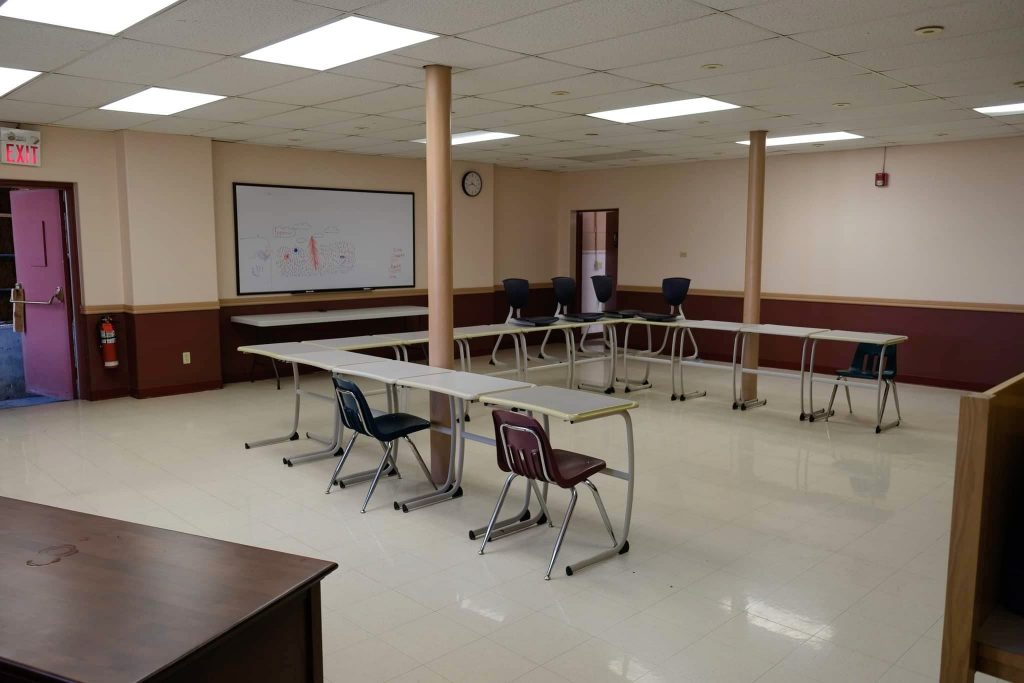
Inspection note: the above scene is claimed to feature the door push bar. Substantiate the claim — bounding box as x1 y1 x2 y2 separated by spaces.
9 283 64 305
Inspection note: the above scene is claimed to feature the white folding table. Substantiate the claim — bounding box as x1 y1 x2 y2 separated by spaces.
805 330 908 432
475 385 638 577
231 305 429 328
236 344 383 464
731 324 829 415
390 371 534 513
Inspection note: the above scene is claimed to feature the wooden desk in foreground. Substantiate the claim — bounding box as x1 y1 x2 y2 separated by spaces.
0 497 337 683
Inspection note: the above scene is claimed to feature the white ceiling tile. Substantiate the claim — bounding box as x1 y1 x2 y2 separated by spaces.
58 39 222 85
791 0 1024 55
729 0 964 35
159 58 314 97
0 18 110 72
244 73 391 106
537 85 697 114
54 109 159 131
295 136 369 150
350 140 427 155
843 26 1024 71
130 117 226 135
451 57 589 96
331 135 398 150
329 59 427 84
0 100 86 125
886 55 1024 87
320 85 426 113
698 0 771 8
497 114 620 136
310 115 414 134
630 104 787 130
723 73 914 107
947 88 1024 108
203 123 286 140
8 74 143 108
247 129 341 146
612 37 827 85
484 72 650 106
785 98 968 126
854 116 1008 137
125 0 342 55
461 0 712 54
876 127 1020 144
544 13 776 70
672 57 867 97
452 106 569 128
393 38 522 70
296 0 379 9
248 107 362 129
356 0 576 35
176 97 298 122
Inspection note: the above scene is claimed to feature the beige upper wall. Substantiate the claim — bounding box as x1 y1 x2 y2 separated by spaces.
117 132 219 306
493 165 560 283
0 126 124 306
211 142 495 299
559 136 1024 305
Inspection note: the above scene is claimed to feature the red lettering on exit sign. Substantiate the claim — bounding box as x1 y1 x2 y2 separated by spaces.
3 142 40 166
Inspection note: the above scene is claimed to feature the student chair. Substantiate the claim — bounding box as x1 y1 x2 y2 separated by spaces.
490 278 530 365
539 276 584 359
325 376 435 512
578 275 620 354
480 410 617 580
826 343 902 433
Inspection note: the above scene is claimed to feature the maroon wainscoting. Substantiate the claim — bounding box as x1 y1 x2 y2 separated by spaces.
618 290 1024 392
129 309 223 398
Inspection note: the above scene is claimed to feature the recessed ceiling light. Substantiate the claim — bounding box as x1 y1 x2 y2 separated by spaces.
412 131 519 146
243 16 436 70
551 90 570 96
0 66 41 97
701 63 723 70
588 97 739 123
100 87 224 116
736 131 863 146
0 0 178 34
832 102 851 108
973 101 1024 116
914 25 944 36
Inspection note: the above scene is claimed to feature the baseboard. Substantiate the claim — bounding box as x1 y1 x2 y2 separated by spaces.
131 379 223 399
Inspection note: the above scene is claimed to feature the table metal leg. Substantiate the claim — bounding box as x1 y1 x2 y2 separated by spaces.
620 323 654 393
578 322 617 394
245 361 302 449
675 328 706 402
734 332 766 411
394 397 466 512
565 411 633 576
806 339 834 422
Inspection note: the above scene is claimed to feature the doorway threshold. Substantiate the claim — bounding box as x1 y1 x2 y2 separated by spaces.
0 394 61 409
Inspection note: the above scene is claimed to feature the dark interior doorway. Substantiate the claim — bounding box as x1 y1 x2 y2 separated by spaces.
574 209 619 313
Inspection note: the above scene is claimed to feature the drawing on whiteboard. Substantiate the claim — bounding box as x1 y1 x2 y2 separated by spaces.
242 222 356 280
389 247 405 279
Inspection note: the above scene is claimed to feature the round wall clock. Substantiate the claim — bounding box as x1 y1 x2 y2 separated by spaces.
461 170 483 197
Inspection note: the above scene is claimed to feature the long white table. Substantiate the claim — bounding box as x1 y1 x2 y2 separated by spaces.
732 324 829 414
805 330 908 432
231 305 429 327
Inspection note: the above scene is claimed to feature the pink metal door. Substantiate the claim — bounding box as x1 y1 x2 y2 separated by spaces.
11 188 73 400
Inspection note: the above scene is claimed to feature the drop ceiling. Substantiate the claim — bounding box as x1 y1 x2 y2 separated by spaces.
0 0 1020 170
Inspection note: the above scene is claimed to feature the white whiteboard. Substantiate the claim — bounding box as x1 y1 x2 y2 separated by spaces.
234 183 414 294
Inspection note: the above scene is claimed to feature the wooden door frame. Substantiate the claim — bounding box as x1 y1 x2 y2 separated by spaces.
2 179 85 400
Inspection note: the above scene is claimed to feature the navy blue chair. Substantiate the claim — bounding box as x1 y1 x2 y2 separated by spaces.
491 278 530 365
325 376 434 512
826 343 902 432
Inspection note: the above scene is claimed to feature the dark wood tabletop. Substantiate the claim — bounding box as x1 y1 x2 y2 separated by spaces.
0 497 337 683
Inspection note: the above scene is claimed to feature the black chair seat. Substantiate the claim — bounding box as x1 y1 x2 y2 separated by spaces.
373 413 430 441
563 312 604 322
513 316 560 326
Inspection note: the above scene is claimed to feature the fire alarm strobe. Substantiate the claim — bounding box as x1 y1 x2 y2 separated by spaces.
875 171 889 187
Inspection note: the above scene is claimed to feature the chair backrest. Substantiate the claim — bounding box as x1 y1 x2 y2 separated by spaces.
333 376 378 438
591 275 614 304
491 410 564 485
502 278 529 310
850 343 898 376
551 276 576 308
662 277 691 307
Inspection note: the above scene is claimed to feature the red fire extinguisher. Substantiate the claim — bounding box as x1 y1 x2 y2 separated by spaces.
99 315 119 369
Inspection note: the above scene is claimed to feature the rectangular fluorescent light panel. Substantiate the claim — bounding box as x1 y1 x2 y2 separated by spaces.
101 88 224 116
587 97 739 123
413 131 519 145
973 102 1024 116
0 0 178 34
0 66 41 97
736 132 864 146
243 17 436 70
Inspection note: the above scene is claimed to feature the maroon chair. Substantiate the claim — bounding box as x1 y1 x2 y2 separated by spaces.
481 410 617 579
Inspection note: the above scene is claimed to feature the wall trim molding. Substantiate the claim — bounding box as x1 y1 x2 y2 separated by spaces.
618 285 1024 314
81 302 220 315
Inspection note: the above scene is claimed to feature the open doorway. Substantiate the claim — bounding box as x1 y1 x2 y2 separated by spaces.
574 208 619 314
0 184 80 408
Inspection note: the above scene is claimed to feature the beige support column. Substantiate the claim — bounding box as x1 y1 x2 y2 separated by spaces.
425 64 454 482
741 130 767 401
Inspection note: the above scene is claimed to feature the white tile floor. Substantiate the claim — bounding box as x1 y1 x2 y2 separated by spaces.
0 350 1004 682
